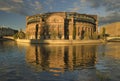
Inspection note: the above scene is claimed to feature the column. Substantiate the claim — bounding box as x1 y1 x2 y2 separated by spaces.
91 28 93 37
69 18 74 40
90 28 92 37
76 26 79 40
62 24 64 39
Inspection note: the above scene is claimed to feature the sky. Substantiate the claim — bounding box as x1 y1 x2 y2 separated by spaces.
0 0 119 30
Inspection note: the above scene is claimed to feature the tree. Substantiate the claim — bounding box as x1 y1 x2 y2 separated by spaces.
51 30 57 39
13 33 18 39
13 30 26 39
83 31 91 40
17 31 26 39
101 27 106 40
102 27 106 38
92 32 98 40
58 31 62 39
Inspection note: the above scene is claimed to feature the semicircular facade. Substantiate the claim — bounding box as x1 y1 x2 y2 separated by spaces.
26 12 98 40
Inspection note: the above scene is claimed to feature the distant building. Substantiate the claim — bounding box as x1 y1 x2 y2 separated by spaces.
26 12 98 40
0 26 18 37
99 22 120 37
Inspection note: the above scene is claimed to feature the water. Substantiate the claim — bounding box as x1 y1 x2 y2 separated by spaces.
0 41 120 81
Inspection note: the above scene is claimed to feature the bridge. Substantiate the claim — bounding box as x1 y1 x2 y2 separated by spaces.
107 37 120 42
0 36 14 40
0 26 18 40
3 36 14 39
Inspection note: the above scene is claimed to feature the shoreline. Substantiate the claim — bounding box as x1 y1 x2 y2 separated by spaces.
0 38 14 41
15 39 106 44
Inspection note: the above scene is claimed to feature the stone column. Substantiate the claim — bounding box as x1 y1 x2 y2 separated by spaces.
69 18 74 40
91 28 93 36
79 27 82 39
62 20 65 40
76 26 79 40
90 28 92 37
62 35 64 39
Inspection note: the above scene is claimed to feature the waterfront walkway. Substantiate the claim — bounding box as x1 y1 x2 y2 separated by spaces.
107 37 120 42
16 39 105 44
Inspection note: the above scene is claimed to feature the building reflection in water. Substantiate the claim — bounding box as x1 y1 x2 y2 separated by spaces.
26 45 97 75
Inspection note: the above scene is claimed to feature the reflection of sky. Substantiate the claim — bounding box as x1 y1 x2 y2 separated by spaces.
105 43 120 60
0 41 120 81
96 42 120 81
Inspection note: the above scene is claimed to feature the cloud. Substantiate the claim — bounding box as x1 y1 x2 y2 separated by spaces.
99 12 120 25
44 0 54 5
0 7 11 11
0 0 43 15
67 2 81 12
0 0 119 25
81 0 120 25
68 7 80 12
12 0 23 3
43 0 54 10
84 0 120 12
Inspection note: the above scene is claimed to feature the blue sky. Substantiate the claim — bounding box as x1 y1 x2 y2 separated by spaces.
0 0 119 30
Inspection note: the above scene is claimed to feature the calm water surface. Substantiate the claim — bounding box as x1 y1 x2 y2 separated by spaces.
0 41 120 81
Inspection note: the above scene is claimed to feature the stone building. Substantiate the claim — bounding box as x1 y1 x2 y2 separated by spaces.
0 26 18 37
26 12 98 40
99 22 120 37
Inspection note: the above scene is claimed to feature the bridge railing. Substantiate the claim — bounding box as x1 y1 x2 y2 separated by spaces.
107 37 120 40
3 36 14 40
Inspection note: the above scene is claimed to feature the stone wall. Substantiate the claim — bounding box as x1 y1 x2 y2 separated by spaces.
26 12 97 40
99 22 120 36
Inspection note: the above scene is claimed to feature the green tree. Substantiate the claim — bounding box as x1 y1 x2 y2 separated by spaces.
51 30 57 39
13 33 18 39
13 30 26 39
92 32 98 40
102 27 106 37
17 31 26 39
102 27 106 39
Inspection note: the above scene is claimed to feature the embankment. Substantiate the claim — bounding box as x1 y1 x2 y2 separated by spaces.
15 39 105 44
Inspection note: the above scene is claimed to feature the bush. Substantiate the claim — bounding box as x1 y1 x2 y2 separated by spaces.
51 31 57 39
18 31 26 39
13 33 18 39
92 32 98 40
13 31 26 39
83 31 89 40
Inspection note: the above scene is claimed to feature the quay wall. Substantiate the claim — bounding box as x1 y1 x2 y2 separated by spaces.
16 39 104 44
